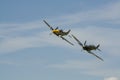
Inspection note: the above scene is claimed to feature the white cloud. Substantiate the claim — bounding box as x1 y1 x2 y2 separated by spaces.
48 60 103 69
0 37 36 53
0 30 73 54
104 77 119 80
50 1 120 26
48 59 120 77
0 20 44 37
0 61 15 65
0 59 46 66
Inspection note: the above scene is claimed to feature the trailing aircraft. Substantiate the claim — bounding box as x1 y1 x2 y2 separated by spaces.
72 34 104 61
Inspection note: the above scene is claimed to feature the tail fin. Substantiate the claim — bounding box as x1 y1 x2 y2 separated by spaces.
96 44 100 48
55 27 58 30
66 29 71 35
96 44 101 51
84 40 87 46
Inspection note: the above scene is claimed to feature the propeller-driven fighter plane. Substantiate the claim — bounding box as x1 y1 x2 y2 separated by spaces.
72 34 104 61
43 20 74 46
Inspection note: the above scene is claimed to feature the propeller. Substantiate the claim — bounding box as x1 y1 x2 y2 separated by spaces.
84 40 87 46
49 33 52 35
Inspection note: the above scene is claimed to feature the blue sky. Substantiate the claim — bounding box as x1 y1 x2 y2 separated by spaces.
0 0 120 80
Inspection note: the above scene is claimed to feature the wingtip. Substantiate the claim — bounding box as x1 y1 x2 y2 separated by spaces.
71 43 74 46
101 58 104 61
97 56 104 61
43 20 46 22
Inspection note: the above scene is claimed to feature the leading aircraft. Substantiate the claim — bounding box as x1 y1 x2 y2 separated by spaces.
72 34 104 61
43 20 74 46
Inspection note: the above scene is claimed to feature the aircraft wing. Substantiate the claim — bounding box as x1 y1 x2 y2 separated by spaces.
60 36 74 46
43 20 54 30
97 48 101 51
71 34 83 47
88 51 104 61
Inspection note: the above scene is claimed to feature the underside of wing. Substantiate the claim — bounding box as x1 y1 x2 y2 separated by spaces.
43 20 54 30
88 51 104 61
71 34 83 47
97 48 101 51
60 36 74 46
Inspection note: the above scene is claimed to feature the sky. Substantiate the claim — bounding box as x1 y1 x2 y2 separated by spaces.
0 0 120 80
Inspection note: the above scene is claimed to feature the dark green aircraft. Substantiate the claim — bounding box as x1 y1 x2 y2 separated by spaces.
72 34 104 61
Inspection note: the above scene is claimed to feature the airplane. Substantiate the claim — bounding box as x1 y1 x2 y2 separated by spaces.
43 20 71 36
43 20 74 46
72 34 104 61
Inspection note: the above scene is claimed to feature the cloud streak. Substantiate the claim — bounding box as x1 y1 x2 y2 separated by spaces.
104 77 119 80
49 1 120 27
48 59 120 78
